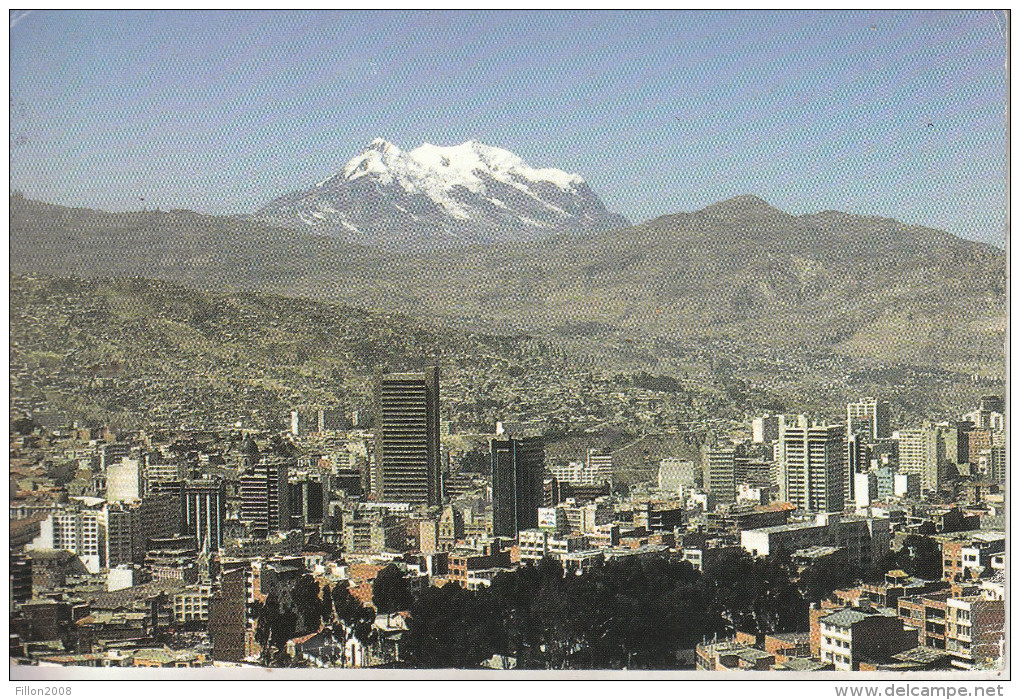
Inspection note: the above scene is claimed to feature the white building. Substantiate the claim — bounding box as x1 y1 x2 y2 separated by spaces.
106 457 143 504
28 500 108 574
740 513 890 570
548 452 613 487
780 422 846 513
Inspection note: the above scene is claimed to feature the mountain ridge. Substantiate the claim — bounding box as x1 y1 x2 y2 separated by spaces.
9 192 1006 379
255 138 630 249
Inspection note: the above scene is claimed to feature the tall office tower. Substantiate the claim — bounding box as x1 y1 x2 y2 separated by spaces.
705 446 738 508
895 427 945 494
847 398 891 441
374 367 442 505
491 435 546 537
183 479 226 552
288 472 326 528
240 457 291 538
781 423 846 513
106 502 144 566
139 491 181 544
845 433 871 506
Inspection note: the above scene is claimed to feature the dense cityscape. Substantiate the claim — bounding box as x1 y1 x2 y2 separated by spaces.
9 368 1006 671
8 9 1007 684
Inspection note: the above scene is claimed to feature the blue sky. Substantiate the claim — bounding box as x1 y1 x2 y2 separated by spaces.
9 10 1008 245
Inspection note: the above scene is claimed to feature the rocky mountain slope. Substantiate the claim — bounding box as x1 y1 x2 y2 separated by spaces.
9 193 1006 379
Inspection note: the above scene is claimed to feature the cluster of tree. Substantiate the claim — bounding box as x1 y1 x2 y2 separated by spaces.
876 534 943 581
401 550 808 670
254 574 377 665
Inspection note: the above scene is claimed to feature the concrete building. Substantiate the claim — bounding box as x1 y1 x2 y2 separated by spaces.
437 505 465 551
585 449 613 487
945 596 1005 670
343 509 407 553
658 458 697 493
40 501 108 574
854 471 878 510
174 582 214 623
209 566 247 663
895 428 944 494
741 513 890 570
780 423 846 513
491 436 545 538
106 458 143 504
898 591 952 650
106 502 144 567
240 458 290 539
705 446 738 508
752 414 784 445
818 608 918 671
183 479 226 553
847 398 891 441
374 368 442 505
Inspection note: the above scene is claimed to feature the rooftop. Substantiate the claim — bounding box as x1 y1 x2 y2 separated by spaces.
820 609 876 628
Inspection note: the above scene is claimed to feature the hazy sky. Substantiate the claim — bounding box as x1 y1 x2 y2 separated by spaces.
9 10 1008 245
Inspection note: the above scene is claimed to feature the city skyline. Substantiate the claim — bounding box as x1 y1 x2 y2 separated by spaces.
8 8 1008 682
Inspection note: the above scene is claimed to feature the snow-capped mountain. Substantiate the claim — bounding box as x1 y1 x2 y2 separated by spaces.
257 138 629 249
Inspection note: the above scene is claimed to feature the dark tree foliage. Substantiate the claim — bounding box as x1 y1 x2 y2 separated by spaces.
403 583 501 668
701 549 806 635
373 564 413 616
291 573 326 631
401 553 804 670
332 581 366 626
320 583 334 625
879 535 943 581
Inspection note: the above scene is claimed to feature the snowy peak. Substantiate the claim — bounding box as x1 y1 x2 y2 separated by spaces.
260 138 627 250
339 138 585 193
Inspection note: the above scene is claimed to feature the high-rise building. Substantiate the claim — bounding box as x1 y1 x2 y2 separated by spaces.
183 479 226 552
585 449 613 487
240 458 291 538
106 502 144 567
491 436 546 538
140 491 181 545
845 433 871 506
847 398 891 441
374 367 442 505
752 414 784 445
705 446 738 508
209 565 247 663
48 502 107 573
288 472 326 528
895 427 944 494
781 423 846 513
853 471 878 509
